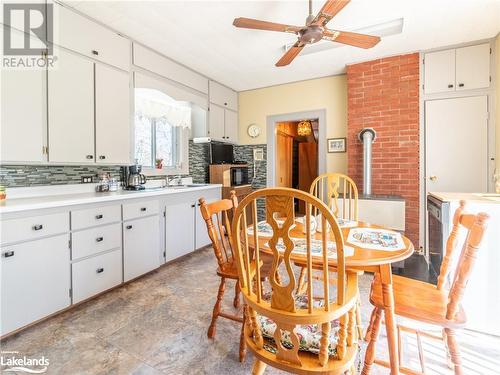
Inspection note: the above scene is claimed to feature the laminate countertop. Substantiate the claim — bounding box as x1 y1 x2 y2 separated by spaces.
428 192 500 204
0 184 222 214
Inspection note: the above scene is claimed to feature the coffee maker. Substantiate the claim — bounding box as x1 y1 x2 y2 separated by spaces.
121 164 147 190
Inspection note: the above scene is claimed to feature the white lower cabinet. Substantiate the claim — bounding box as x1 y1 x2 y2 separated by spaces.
123 215 161 281
1 234 71 335
195 189 221 249
165 201 195 261
72 249 122 304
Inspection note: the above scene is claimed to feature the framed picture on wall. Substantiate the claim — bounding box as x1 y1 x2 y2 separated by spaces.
327 138 346 153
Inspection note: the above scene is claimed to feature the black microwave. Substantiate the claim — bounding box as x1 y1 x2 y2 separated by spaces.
230 167 249 186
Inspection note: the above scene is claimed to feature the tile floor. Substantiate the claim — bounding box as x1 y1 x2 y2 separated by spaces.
2 248 499 374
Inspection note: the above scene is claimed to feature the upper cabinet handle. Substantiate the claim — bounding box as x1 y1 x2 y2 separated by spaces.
33 224 43 231
448 84 454 88
96 237 104 242
126 225 133 229
3 251 15 258
95 214 103 219
86 155 94 160
96 267 104 273
140 207 147 212
458 83 464 87
92 50 99 56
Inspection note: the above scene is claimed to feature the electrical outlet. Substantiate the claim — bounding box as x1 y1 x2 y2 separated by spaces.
253 148 264 161
81 176 93 183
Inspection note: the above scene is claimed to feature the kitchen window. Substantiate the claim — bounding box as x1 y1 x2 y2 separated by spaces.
134 88 190 174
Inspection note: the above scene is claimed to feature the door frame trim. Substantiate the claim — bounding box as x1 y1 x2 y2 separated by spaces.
266 109 326 187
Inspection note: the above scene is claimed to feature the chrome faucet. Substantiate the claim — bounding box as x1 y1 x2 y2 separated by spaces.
166 175 183 186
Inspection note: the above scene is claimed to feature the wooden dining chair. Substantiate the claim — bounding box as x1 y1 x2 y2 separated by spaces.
232 187 360 375
309 173 359 221
198 191 247 362
362 201 489 375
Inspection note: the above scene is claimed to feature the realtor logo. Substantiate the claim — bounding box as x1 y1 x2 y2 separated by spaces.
2 2 57 69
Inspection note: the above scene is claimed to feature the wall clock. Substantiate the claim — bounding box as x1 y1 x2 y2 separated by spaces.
247 124 261 138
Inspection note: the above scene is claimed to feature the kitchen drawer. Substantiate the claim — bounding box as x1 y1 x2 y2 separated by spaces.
1 212 69 245
71 205 121 230
71 223 121 260
122 200 159 221
51 4 130 71
72 249 122 304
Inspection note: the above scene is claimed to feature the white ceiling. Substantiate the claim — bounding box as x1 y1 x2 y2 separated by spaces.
64 0 500 92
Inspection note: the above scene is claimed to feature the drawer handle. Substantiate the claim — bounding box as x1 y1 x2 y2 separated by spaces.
96 237 104 242
33 224 43 231
458 83 464 87
126 225 133 229
3 251 15 258
191 204 195 208
99 155 106 160
96 214 103 219
140 207 147 212
447 84 454 88
86 154 94 159
92 50 99 56
96 267 104 274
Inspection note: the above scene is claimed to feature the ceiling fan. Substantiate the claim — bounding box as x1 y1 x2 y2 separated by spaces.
233 0 381 67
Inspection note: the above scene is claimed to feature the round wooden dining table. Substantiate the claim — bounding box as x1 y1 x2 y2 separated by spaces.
250 220 414 375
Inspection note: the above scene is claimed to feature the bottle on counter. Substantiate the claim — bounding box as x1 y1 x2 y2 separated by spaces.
0 185 5 201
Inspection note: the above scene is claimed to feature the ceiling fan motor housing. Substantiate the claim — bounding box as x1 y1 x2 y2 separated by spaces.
299 25 324 44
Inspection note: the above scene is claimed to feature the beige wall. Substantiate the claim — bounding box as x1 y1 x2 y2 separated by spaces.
238 75 348 174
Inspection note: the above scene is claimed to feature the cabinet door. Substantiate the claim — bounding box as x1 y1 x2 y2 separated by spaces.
456 43 491 91
123 215 160 282
209 104 225 141
209 81 237 111
195 189 221 249
165 201 195 261
1 234 71 336
424 49 456 94
1 30 46 163
95 64 131 164
224 109 239 144
48 49 95 163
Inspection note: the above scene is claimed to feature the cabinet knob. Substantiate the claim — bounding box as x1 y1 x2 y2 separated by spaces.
86 155 94 160
96 237 104 242
96 267 104 274
99 155 106 160
92 50 99 56
126 225 133 229
224 102 228 106
140 207 147 212
448 84 454 88
33 224 43 231
95 214 103 219
458 83 464 87
191 204 195 208
3 251 15 258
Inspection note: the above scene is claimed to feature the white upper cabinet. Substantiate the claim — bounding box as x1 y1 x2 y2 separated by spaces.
224 109 239 144
424 43 491 94
208 104 225 141
51 3 130 71
133 44 208 94
423 49 456 94
48 49 95 163
95 64 131 164
209 81 238 111
455 43 491 91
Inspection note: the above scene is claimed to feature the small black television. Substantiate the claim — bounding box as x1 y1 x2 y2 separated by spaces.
210 143 234 164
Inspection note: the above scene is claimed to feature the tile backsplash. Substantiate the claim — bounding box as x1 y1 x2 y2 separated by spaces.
0 143 267 188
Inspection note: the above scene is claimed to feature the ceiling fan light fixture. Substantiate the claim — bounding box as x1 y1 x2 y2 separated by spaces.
297 120 312 136
299 25 324 44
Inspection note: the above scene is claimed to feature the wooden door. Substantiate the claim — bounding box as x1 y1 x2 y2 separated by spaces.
1 235 71 336
276 131 293 187
123 215 160 281
95 64 131 164
208 104 225 141
224 109 239 144
48 49 95 163
425 96 488 193
424 49 456 94
455 43 491 91
165 201 195 261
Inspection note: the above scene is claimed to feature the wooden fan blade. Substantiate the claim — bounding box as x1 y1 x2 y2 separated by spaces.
233 17 302 34
310 0 350 26
323 29 380 49
276 42 304 67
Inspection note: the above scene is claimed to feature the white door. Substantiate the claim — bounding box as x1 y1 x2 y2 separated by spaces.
48 49 95 163
424 49 456 94
455 43 491 91
165 202 195 261
1 31 46 162
209 104 225 141
95 64 131 164
425 96 489 193
224 109 239 144
1 235 71 335
123 215 160 281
